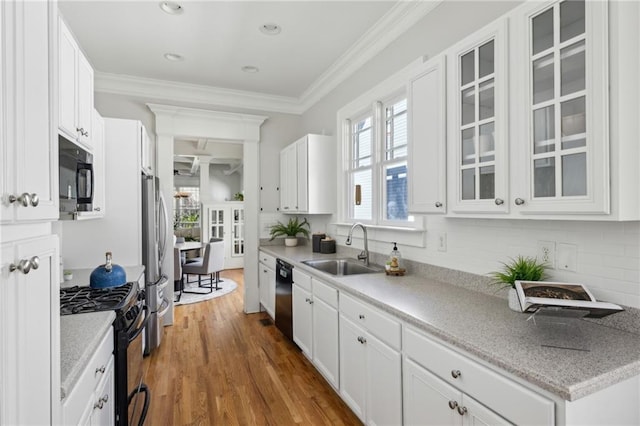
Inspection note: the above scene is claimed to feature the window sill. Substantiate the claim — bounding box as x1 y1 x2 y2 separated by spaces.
332 222 426 248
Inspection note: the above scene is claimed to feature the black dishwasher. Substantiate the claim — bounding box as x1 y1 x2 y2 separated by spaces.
275 259 293 340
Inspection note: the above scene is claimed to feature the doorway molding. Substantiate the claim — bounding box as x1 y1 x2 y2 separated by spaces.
148 103 267 325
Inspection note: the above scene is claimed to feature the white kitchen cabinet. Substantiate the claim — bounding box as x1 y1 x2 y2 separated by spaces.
62 327 114 426
140 123 153 174
58 16 93 150
292 282 313 357
404 357 511 426
279 134 335 214
1 0 58 224
407 55 447 214
1 234 59 426
404 326 554 425
258 250 276 319
75 108 105 220
339 293 402 425
447 20 509 214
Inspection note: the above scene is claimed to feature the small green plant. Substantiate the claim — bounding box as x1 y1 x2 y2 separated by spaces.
269 217 310 240
233 192 244 201
490 255 549 289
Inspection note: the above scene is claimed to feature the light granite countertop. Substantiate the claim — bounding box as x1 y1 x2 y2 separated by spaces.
59 265 145 400
260 245 640 402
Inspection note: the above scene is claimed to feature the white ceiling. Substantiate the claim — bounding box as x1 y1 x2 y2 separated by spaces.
58 1 441 113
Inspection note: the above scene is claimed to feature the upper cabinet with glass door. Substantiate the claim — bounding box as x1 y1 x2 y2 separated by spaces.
512 0 609 215
447 20 508 213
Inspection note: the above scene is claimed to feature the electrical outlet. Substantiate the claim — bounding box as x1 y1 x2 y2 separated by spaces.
557 243 578 272
437 233 447 252
537 241 556 269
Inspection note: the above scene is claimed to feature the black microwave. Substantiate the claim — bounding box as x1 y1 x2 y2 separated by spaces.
59 136 94 219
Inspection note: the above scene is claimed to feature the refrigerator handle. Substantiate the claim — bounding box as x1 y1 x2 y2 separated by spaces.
158 191 169 267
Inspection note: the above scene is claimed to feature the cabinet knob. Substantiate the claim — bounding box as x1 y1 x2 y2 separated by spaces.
515 198 525 206
494 198 504 205
308 300 314 305
94 207 101 212
356 336 366 344
435 201 443 208
457 406 467 416
9 259 31 274
29 256 39 271
451 369 461 379
448 400 458 410
358 314 365 320
95 365 106 375
283 206 289 210
9 193 31 207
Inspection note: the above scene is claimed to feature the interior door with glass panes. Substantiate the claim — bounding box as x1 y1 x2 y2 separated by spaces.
515 0 609 214
448 20 508 213
203 203 244 269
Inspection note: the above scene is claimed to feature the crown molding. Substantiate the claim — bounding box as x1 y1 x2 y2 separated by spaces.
96 72 304 114
94 1 443 115
298 0 443 112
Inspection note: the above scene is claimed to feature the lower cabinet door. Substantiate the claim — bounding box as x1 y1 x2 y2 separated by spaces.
339 315 367 422
292 284 312 357
90 359 114 426
461 394 511 426
403 357 462 426
312 297 339 389
366 333 402 426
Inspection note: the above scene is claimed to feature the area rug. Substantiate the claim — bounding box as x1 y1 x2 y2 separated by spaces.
174 276 237 306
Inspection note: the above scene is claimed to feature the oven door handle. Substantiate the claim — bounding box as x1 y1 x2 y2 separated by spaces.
128 305 149 343
128 383 150 426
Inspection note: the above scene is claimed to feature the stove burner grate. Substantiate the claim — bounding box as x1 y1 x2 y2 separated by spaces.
60 283 135 315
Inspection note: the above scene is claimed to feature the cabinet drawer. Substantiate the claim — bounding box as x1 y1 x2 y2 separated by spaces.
258 251 276 270
62 327 114 425
312 279 337 308
404 327 554 426
292 268 311 291
340 293 401 351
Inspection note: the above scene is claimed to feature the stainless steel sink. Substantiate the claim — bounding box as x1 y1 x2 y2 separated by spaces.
302 258 383 276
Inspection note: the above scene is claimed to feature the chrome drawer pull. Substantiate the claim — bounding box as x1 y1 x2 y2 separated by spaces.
95 365 106 375
451 369 461 379
457 406 467 416
358 314 365 320
448 400 458 410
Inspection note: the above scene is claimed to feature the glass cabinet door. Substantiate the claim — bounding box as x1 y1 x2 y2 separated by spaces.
530 0 588 199
209 208 224 239
231 207 244 257
449 20 508 213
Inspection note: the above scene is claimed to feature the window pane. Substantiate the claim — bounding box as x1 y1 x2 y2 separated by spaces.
562 152 586 196
533 105 555 154
479 79 494 120
560 0 585 43
461 50 475 86
561 41 585 96
478 40 494 78
353 169 372 220
479 123 495 162
561 96 586 149
533 54 554 104
385 163 408 221
461 128 475 165
534 157 556 197
353 116 372 167
479 166 495 199
462 169 475 200
532 7 554 55
461 87 475 125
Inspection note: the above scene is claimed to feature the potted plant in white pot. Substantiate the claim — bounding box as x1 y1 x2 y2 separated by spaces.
490 255 549 311
269 217 310 247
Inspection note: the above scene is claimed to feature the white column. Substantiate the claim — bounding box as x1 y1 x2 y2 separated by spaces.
243 140 260 313
199 156 212 203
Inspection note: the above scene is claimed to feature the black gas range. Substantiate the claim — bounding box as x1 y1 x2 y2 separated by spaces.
60 281 150 426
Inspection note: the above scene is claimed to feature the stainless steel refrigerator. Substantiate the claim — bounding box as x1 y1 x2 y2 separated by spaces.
141 174 169 355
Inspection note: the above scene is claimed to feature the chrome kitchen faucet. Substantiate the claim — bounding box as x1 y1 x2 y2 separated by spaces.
346 222 369 266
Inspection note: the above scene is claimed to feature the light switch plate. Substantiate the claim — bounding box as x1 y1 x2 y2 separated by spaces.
437 233 447 252
557 243 578 272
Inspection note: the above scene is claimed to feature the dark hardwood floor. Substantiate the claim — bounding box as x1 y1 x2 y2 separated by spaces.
142 269 362 425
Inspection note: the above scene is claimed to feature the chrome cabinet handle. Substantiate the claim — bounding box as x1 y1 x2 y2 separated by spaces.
356 336 366 344
451 369 461 379
10 259 31 274
308 299 313 305
494 198 504 205
435 201 443 208
283 206 289 210
358 314 365 320
29 256 39 270
29 193 39 206
448 400 458 410
95 365 106 375
93 395 108 410
515 198 525 206
9 193 31 207
457 406 467 416
76 127 88 137
94 207 101 212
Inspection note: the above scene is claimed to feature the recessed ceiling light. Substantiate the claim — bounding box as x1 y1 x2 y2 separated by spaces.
259 23 281 35
159 2 183 15
164 53 184 62
241 65 259 73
